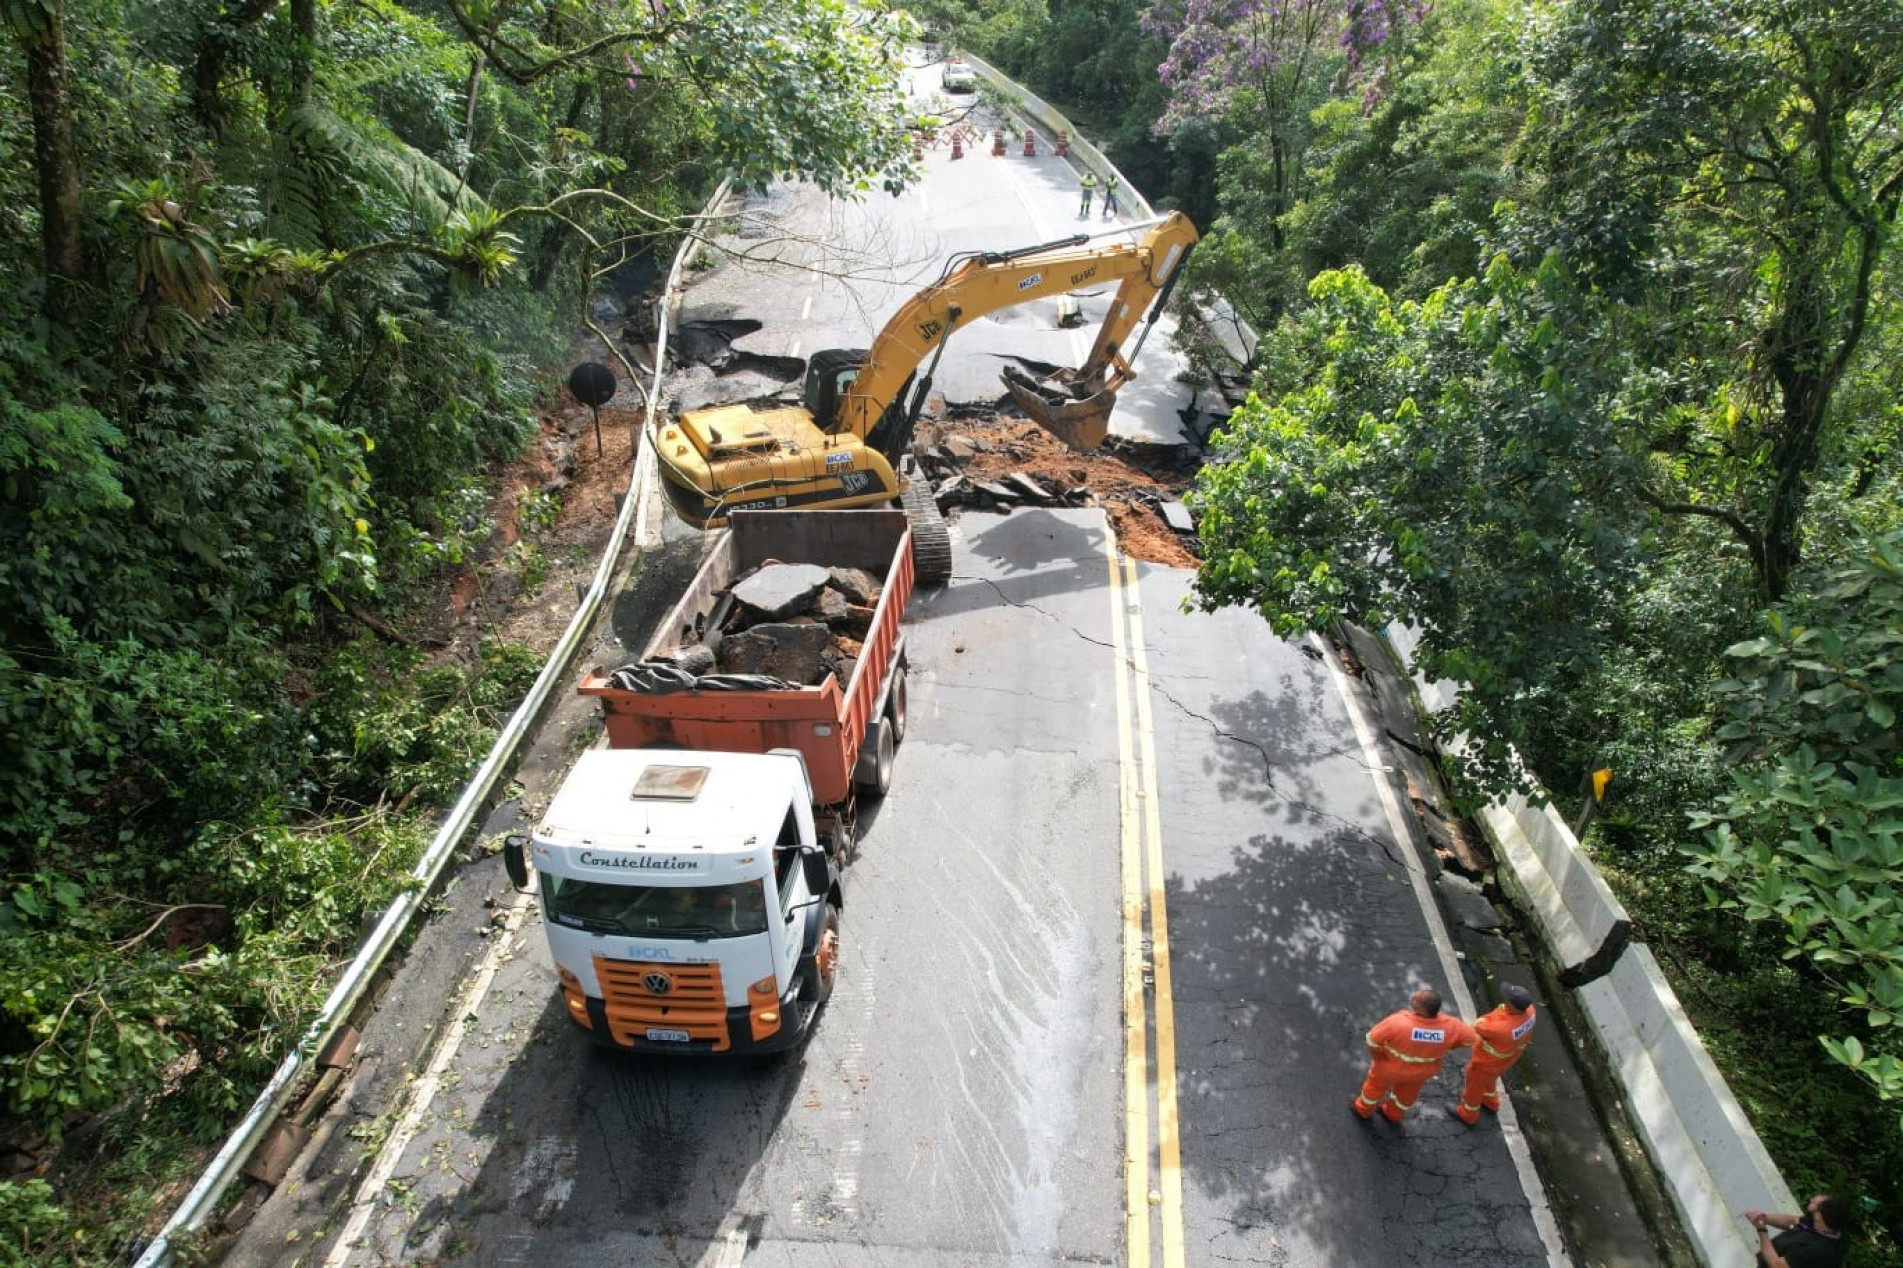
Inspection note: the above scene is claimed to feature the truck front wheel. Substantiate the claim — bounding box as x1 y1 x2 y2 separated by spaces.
803 905 841 1005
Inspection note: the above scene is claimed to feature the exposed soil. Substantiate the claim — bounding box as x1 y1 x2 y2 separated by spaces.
418 376 1204 665
407 395 650 660
913 413 1201 569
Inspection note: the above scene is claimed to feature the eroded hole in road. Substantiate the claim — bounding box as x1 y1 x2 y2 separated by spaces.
725 351 807 383
669 321 808 413
673 318 763 368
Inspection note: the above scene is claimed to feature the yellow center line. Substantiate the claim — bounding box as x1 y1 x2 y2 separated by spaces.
1108 540 1186 1268
1125 555 1185 1268
1107 537 1151 1268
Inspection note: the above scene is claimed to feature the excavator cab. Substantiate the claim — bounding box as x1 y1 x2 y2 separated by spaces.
803 348 865 433
805 347 919 462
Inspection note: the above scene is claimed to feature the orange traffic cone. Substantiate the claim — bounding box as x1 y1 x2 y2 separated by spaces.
992 128 1006 156
1055 130 1069 157
951 131 964 160
1023 131 1037 156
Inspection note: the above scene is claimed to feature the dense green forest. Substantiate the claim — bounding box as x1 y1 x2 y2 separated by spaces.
4 0 1900 1260
0 0 918 1259
931 0 1903 1259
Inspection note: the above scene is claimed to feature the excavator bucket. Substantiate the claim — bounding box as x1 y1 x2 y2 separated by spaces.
1000 364 1119 451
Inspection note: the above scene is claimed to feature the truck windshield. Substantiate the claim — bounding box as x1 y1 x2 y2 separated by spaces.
542 877 771 939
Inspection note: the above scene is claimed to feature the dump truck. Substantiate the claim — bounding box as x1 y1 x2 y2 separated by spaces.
502 509 914 1054
649 212 1200 585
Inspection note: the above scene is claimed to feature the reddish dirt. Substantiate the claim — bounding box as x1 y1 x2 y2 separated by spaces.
915 415 1201 569
407 395 648 660
422 387 1202 663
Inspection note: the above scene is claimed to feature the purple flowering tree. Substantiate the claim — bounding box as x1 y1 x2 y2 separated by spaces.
1142 0 1418 250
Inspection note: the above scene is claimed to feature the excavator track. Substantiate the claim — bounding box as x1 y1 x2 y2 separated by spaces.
899 482 953 587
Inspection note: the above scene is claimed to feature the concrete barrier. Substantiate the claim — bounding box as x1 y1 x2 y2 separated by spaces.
949 48 1798 1264
1484 793 1628 973
1386 625 1796 1268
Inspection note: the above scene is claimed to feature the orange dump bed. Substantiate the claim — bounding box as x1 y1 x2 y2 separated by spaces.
578 510 914 806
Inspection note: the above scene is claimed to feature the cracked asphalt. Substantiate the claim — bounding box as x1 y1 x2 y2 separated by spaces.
215 49 1673 1264
220 511 1661 1268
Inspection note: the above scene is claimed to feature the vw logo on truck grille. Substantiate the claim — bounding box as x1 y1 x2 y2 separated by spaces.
642 971 674 995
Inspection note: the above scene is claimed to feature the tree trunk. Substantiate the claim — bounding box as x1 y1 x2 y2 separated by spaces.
189 0 285 137
21 1 87 325
528 83 594 294
1267 129 1287 252
290 0 316 105
1756 213 1878 600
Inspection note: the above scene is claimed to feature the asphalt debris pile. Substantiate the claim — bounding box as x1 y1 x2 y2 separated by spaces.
911 417 1206 568
610 560 884 692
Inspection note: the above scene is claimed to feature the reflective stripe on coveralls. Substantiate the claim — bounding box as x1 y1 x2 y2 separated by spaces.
1355 1010 1477 1120
1456 1004 1537 1122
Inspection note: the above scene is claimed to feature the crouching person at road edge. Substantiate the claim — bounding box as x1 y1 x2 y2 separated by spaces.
1455 983 1536 1125
1745 1195 1852 1268
1353 988 1476 1122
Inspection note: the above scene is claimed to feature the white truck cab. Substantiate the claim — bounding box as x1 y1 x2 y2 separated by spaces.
505 748 843 1054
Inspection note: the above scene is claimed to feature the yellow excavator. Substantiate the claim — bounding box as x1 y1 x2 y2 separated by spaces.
649 212 1200 583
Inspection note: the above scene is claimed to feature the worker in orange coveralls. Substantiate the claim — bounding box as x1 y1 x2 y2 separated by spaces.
1454 983 1537 1125
1353 988 1477 1122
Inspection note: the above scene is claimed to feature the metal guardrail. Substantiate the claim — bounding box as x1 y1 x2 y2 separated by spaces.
131 184 729 1268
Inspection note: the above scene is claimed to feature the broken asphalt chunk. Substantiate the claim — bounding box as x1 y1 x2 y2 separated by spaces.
1159 501 1195 534
1005 472 1056 504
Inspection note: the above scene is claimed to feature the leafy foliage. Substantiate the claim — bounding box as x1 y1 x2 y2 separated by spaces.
1190 258 1652 793
0 0 924 1255
1689 532 1903 1122
1510 0 1903 601
0 630 527 1179
1141 0 1903 1226
0 1179 68 1266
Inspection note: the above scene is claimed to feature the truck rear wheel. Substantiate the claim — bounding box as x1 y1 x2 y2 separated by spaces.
854 721 895 797
802 905 841 1005
827 815 856 864
886 665 908 744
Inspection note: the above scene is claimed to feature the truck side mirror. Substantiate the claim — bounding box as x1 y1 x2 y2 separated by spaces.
503 833 530 890
800 848 830 899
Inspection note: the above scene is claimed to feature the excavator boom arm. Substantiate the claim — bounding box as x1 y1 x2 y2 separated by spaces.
835 211 1200 440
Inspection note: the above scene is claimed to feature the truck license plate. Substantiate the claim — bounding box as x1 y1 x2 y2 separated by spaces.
645 1028 691 1043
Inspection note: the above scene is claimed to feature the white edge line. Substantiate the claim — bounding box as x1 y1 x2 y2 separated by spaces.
322 893 535 1267
1312 631 1570 1267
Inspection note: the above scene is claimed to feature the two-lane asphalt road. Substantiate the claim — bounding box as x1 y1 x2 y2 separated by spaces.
218 49 1657 1268
224 510 1561 1267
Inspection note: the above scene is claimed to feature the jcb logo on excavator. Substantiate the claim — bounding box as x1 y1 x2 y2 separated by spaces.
917 319 945 341
1070 265 1098 286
